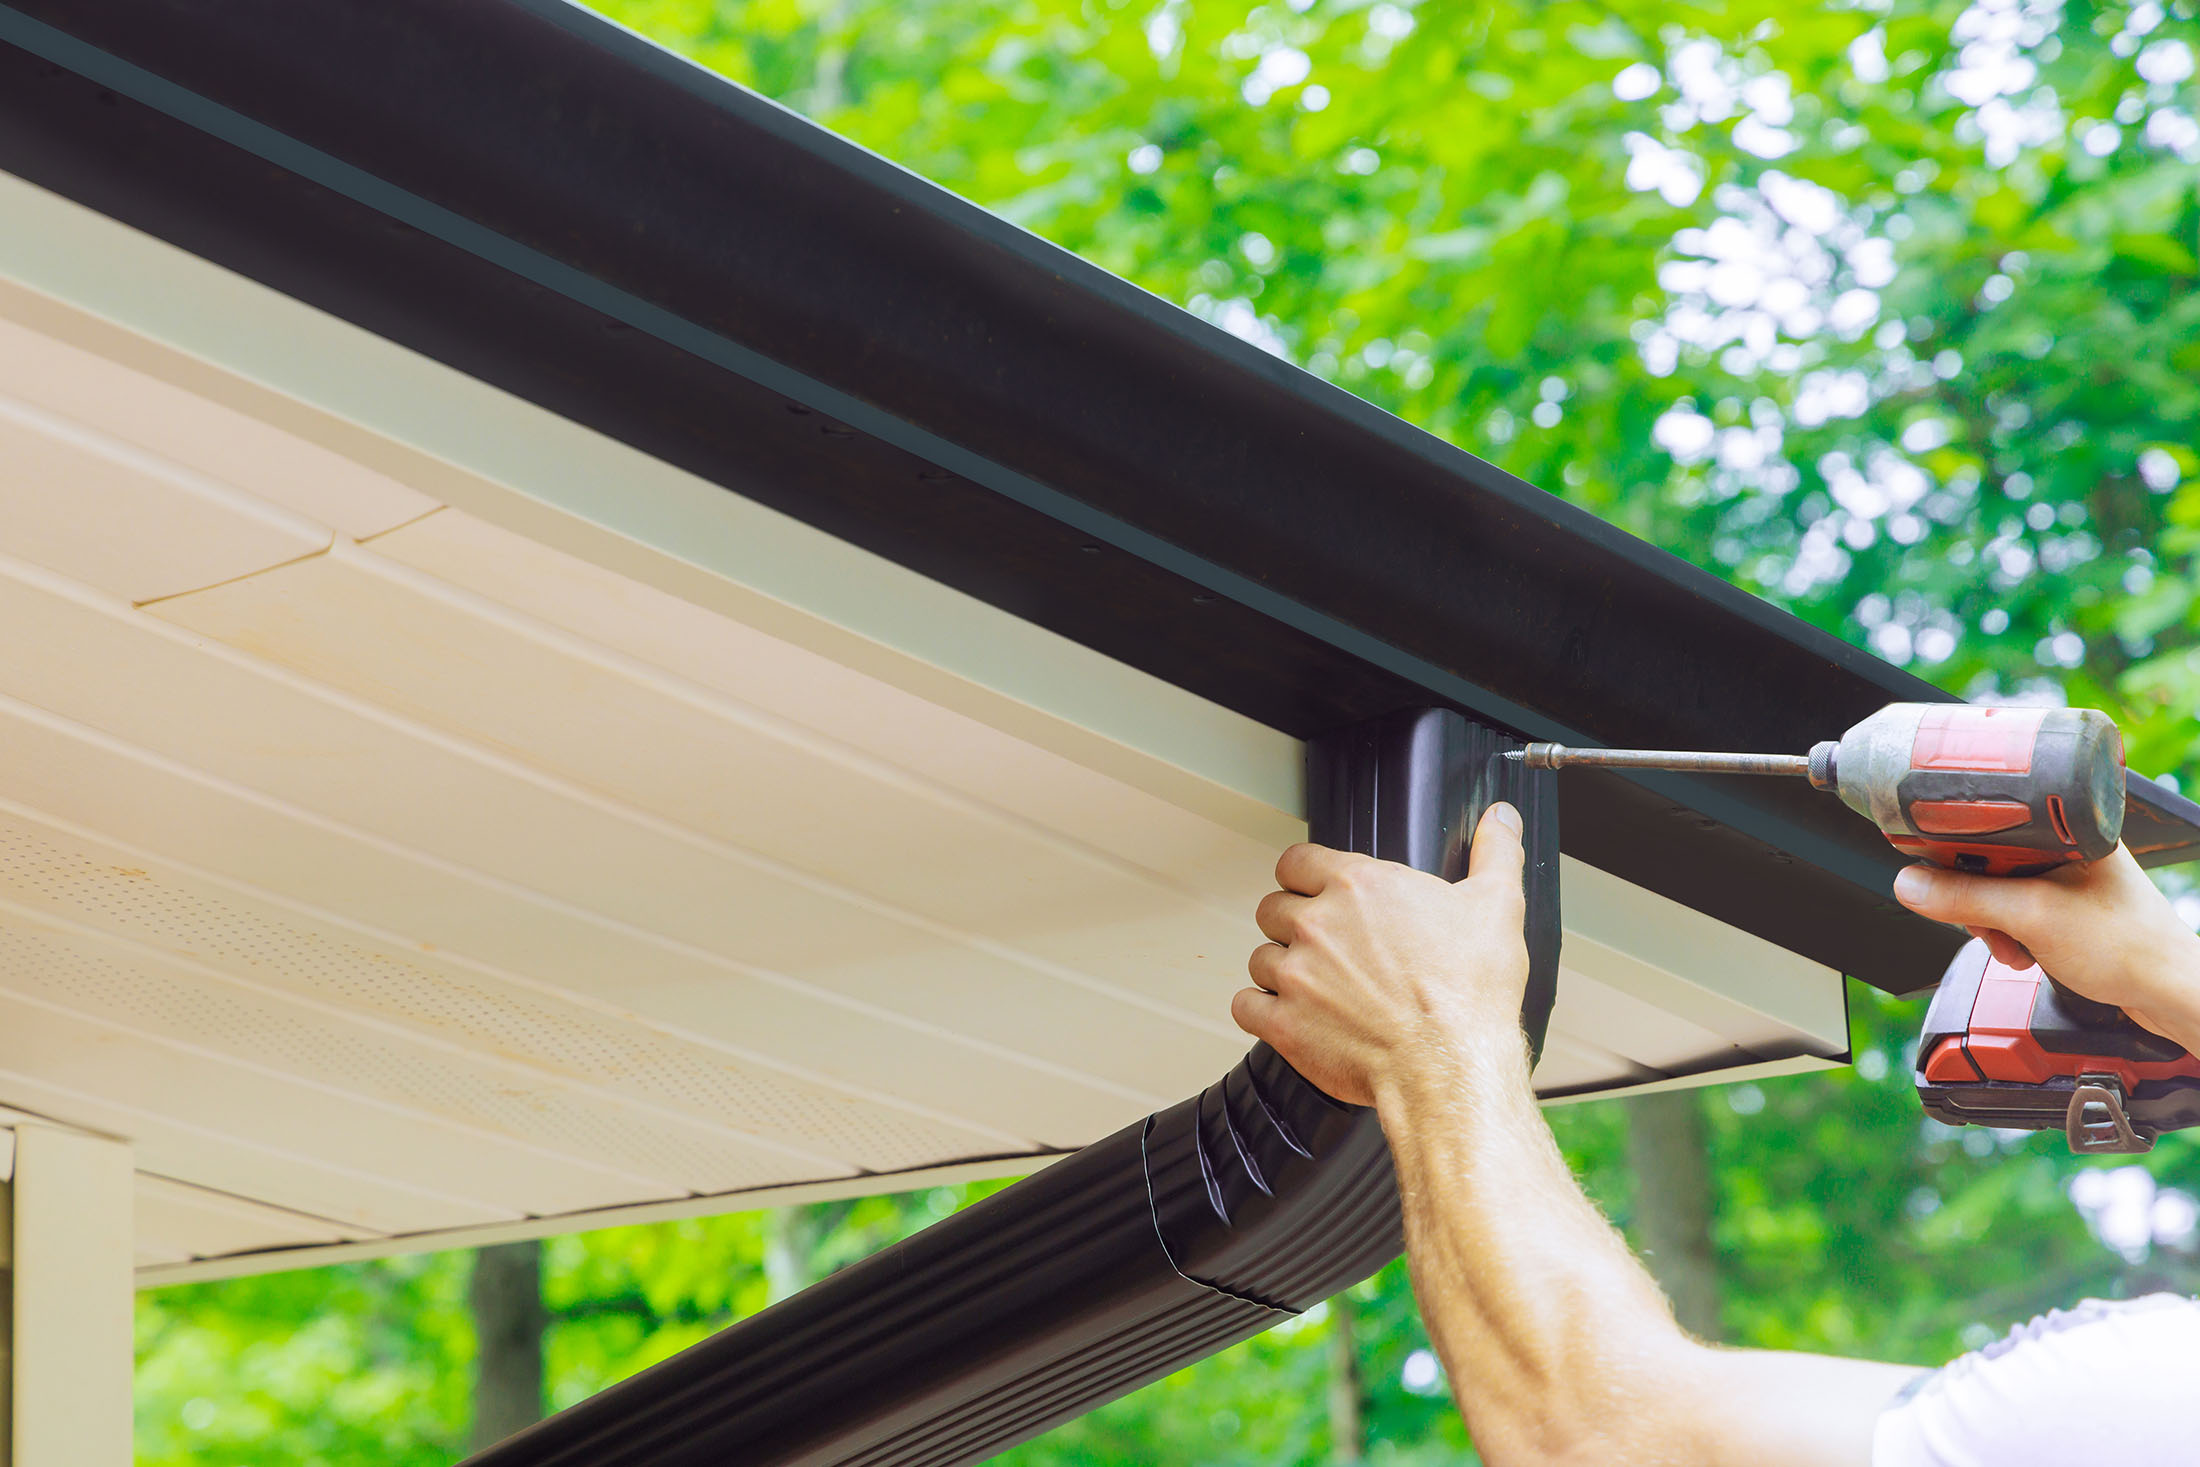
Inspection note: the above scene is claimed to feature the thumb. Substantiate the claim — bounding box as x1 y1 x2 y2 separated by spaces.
1466 801 1526 886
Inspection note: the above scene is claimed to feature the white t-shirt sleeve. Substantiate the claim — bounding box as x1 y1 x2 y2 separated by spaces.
1874 1294 2200 1467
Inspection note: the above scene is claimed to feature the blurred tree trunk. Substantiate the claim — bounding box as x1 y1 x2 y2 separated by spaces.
765 1204 838 1303
809 0 855 114
1326 1290 1365 1463
1624 1089 1722 1341
470 1240 547 1453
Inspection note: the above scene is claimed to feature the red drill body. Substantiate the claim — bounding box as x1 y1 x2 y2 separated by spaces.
1804 703 2126 876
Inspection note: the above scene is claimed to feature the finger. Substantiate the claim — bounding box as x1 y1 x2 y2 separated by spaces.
1973 926 2037 971
1248 940 1289 992
1255 890 1314 945
1276 842 1364 896
1892 863 2044 935
1230 985 1283 1041
1465 801 1526 886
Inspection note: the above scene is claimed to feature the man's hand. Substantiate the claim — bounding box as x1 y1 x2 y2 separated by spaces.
1230 803 1531 1107
1893 846 2200 1051
1230 803 1915 1466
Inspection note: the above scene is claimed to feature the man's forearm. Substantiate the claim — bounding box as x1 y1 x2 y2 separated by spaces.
1375 1045 1915 1467
1375 1042 1696 1465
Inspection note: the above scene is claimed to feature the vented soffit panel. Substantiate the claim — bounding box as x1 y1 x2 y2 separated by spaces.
7 0 2196 1005
0 173 1848 1284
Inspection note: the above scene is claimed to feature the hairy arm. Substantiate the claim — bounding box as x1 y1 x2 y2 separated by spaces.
1232 805 1917 1467
1378 1027 1914 1467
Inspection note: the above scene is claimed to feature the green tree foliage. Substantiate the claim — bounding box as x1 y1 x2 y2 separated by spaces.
135 1252 472 1464
132 1090 2200 1464
133 0 2200 1461
601 0 2200 772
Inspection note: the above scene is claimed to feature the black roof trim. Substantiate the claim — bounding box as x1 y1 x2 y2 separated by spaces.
3 0 2194 993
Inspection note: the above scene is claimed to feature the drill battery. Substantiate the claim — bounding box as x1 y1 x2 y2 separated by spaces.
1916 939 2200 1153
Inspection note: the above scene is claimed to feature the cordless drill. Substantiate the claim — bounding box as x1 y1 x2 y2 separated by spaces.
1511 703 2200 1153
